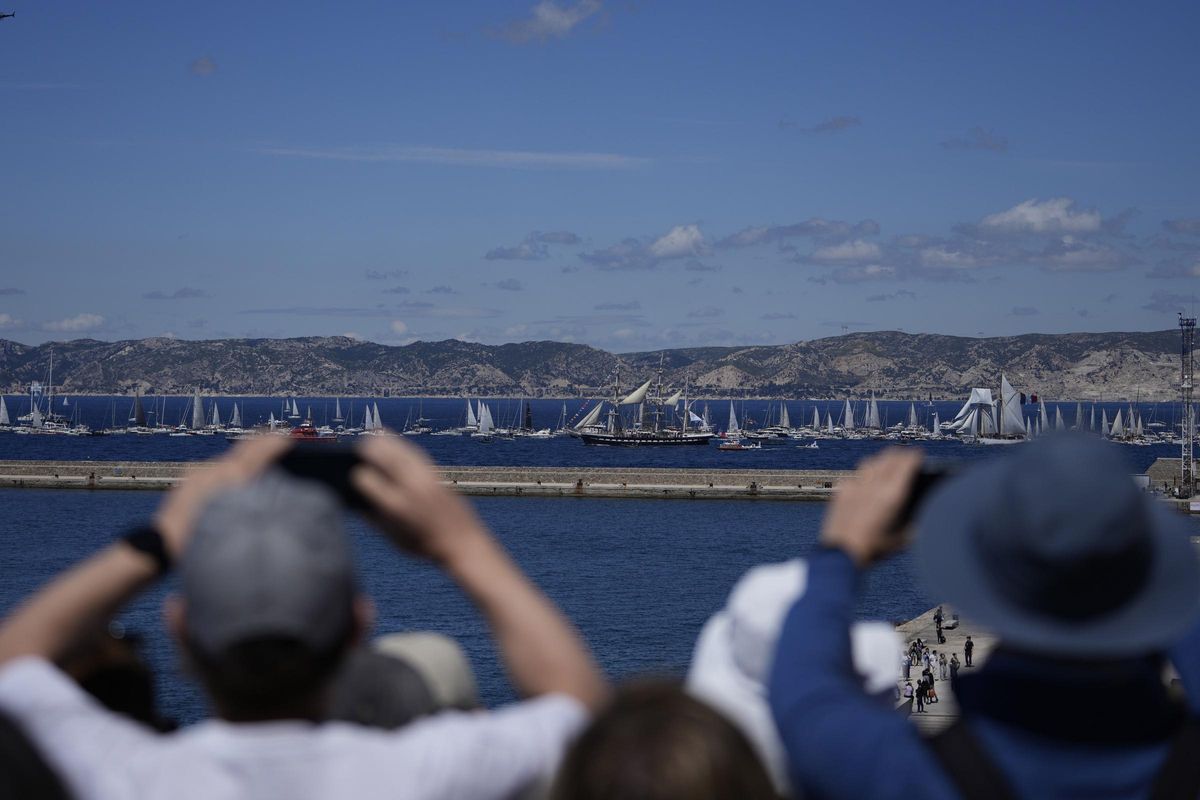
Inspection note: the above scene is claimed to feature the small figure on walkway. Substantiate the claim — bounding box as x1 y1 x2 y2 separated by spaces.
902 651 911 681
949 653 960 683
934 606 946 643
964 635 974 667
938 651 948 680
927 679 938 704
914 681 925 713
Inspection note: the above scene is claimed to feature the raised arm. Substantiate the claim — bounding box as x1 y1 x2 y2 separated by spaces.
353 436 607 711
0 437 290 666
768 449 956 800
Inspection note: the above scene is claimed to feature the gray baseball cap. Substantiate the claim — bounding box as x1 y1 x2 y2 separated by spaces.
181 469 357 657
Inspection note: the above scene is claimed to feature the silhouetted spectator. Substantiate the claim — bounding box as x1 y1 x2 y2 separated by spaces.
769 436 1200 799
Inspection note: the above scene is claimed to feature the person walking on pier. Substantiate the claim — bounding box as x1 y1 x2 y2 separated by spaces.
938 652 948 681
963 636 974 667
0 437 606 800
949 654 960 684
769 436 1200 800
902 651 911 681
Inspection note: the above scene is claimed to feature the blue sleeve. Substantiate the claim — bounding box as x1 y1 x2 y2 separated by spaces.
767 548 959 800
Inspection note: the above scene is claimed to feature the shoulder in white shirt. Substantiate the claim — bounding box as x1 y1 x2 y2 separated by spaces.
0 656 586 800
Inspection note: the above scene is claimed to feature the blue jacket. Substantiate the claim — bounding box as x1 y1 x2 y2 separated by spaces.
768 548 1200 799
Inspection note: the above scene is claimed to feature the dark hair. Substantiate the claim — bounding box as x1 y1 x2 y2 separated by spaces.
188 634 351 722
328 648 438 730
552 681 778 800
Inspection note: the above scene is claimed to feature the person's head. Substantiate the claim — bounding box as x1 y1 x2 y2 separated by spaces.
917 435 1200 662
329 632 479 729
165 470 373 722
552 681 778 800
59 622 173 731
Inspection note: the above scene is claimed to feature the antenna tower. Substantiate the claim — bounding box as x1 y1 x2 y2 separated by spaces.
1180 313 1196 497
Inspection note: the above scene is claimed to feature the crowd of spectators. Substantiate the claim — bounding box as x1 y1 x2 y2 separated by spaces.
0 433 1197 799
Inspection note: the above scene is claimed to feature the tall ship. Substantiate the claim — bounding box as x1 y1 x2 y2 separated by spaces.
578 369 714 447
946 374 1027 445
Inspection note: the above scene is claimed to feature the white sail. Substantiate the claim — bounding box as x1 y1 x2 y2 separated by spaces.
908 403 918 428
231 403 242 427
192 389 204 430
1038 398 1049 432
812 407 820 429
1090 406 1096 432
727 401 741 436
466 399 478 428
948 388 995 434
932 411 940 433
1073 402 1083 430
211 402 221 427
363 404 374 431
0 396 8 426
843 399 855 431
865 395 880 429
619 379 653 406
826 412 835 434
372 402 382 430
292 399 300 417
1101 409 1110 437
1135 413 1143 437
1110 409 1125 437
574 402 604 430
478 404 494 435
780 402 790 429
1054 406 1064 431
999 375 1026 436
664 389 683 407
268 411 277 430
334 398 344 422
31 405 43 428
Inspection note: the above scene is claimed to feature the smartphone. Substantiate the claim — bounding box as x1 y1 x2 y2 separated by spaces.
890 464 956 534
276 443 370 510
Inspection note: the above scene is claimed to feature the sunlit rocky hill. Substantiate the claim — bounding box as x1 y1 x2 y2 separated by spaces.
0 330 1184 401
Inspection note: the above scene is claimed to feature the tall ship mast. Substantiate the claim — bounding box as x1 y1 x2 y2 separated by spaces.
578 365 714 447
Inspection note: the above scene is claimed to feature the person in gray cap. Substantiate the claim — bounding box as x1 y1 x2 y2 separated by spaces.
768 435 1200 800
0 436 606 800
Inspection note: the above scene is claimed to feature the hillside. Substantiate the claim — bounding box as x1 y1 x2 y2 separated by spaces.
0 330 1185 400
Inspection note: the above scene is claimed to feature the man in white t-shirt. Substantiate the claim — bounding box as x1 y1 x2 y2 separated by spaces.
0 436 606 800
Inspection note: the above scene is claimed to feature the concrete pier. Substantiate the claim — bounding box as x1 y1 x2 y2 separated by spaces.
895 607 994 733
0 460 852 500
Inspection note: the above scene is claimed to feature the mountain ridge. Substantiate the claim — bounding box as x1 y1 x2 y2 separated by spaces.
0 330 1185 401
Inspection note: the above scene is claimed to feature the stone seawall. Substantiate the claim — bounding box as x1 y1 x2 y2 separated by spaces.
0 461 850 500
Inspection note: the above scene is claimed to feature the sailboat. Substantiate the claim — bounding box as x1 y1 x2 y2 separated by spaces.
472 402 496 440
947 374 1027 444
864 394 882 433
333 398 344 424
578 369 713 446
0 395 10 431
289 398 301 420
726 401 741 439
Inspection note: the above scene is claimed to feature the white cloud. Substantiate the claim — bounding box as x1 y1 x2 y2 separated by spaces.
342 331 363 340
828 265 896 283
259 145 646 170
1038 236 1129 272
390 320 408 335
581 224 707 270
919 246 980 269
43 313 104 332
649 224 707 259
492 0 603 44
0 313 21 330
980 197 1101 234
809 239 882 263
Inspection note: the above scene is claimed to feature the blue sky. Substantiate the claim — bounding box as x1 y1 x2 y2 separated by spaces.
2 1 1200 350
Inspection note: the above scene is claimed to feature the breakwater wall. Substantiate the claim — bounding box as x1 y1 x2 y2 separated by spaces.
0 461 849 500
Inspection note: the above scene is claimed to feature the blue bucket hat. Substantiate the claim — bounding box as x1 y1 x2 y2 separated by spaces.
914 434 1200 658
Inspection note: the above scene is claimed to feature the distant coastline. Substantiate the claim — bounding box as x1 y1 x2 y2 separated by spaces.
0 329 1186 402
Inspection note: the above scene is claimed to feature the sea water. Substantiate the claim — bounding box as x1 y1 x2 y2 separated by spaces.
0 489 932 724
